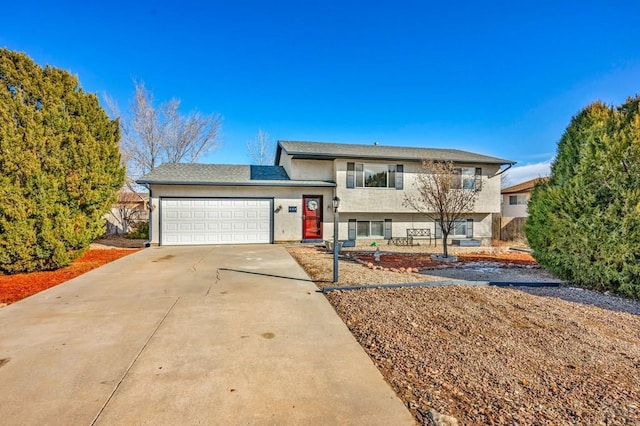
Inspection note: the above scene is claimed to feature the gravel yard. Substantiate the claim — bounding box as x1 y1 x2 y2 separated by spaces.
287 244 640 425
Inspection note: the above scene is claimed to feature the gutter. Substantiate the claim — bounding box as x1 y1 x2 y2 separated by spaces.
135 180 336 187
286 152 515 165
492 162 514 178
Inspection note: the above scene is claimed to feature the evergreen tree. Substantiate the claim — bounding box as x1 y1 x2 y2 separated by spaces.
526 97 640 298
0 49 124 273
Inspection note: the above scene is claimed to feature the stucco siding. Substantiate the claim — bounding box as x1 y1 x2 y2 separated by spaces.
501 193 530 217
333 159 502 214
336 213 493 242
147 184 335 244
143 153 506 245
287 159 334 181
278 151 293 177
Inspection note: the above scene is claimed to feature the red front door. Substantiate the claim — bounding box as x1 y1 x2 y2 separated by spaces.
302 195 323 240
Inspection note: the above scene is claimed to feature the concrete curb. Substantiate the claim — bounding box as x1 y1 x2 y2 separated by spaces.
321 280 561 293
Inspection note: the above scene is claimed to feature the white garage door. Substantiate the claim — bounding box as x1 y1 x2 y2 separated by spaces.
160 198 272 245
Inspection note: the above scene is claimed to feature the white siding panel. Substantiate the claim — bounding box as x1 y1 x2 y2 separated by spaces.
161 198 272 245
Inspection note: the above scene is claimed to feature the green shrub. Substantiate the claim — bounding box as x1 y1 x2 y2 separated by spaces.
126 221 149 240
526 97 640 299
0 49 124 273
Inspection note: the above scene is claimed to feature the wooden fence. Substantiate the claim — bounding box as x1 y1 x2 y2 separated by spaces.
492 214 527 241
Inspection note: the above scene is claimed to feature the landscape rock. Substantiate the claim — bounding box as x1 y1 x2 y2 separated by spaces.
428 409 459 426
286 245 640 424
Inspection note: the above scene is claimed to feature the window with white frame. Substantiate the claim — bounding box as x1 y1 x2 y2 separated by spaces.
509 194 528 205
356 220 384 237
451 167 482 190
347 163 403 189
349 219 392 239
453 219 468 236
435 218 474 238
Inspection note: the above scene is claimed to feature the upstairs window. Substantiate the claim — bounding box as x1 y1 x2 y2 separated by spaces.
347 163 403 189
452 167 482 190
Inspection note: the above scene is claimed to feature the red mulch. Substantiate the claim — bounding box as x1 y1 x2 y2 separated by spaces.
0 249 139 305
352 251 538 269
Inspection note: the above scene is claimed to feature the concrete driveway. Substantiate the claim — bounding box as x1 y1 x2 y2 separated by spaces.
0 245 413 425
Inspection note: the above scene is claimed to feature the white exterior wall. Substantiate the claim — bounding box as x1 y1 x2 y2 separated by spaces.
145 155 505 245
289 159 334 181
335 213 493 242
279 153 334 181
147 184 335 245
330 159 502 214
278 152 293 177
501 193 530 217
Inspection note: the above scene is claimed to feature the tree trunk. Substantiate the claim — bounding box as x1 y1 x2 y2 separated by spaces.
442 231 449 258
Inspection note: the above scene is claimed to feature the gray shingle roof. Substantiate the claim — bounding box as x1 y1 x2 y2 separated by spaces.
136 163 335 187
277 140 515 165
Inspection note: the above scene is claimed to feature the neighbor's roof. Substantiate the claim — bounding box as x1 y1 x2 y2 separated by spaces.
136 164 336 187
118 191 149 203
501 177 548 194
277 140 515 165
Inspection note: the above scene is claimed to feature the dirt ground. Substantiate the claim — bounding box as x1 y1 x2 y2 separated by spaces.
287 244 640 425
92 234 147 248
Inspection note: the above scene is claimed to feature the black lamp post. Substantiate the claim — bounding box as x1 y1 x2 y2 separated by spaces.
332 195 340 283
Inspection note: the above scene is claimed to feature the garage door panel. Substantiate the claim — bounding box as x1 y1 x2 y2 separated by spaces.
161 198 271 245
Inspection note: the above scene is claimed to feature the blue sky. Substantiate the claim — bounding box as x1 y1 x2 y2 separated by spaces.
2 1 639 184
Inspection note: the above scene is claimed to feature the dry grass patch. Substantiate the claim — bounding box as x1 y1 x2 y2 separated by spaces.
286 246 456 288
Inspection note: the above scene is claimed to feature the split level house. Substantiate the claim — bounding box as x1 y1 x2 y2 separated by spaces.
137 141 515 246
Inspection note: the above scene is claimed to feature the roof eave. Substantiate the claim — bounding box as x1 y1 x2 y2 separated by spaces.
136 180 336 188
286 151 514 165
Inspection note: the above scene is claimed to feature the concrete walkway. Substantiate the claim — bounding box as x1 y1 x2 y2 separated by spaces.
0 245 413 425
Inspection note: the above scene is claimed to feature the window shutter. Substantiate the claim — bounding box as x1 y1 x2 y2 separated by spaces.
384 219 392 240
435 221 442 238
396 165 403 190
474 167 482 191
348 219 357 240
466 219 473 238
347 163 355 188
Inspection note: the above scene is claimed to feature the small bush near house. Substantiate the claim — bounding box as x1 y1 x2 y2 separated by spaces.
126 222 149 240
0 49 124 273
526 96 640 299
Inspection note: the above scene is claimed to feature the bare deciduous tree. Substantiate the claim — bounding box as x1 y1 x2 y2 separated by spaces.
404 160 479 258
500 169 512 188
105 189 148 235
246 129 274 165
110 81 222 181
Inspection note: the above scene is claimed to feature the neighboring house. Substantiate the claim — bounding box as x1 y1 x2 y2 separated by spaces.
137 140 514 246
104 191 149 234
501 177 547 217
